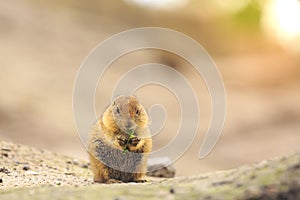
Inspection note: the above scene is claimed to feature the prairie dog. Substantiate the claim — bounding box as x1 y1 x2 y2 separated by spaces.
87 95 152 183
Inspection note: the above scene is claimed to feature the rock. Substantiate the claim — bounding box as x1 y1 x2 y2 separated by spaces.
147 157 176 178
22 166 30 171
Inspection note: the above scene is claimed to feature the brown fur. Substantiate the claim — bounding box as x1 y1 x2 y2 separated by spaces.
87 95 152 183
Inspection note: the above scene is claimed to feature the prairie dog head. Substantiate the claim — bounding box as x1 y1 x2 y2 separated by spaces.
111 95 149 133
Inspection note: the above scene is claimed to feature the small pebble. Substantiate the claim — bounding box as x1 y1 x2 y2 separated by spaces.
2 153 8 157
23 166 30 171
64 172 75 176
72 160 79 165
1 148 11 152
0 167 10 174
250 175 256 179
81 164 88 169
25 171 38 175
169 188 175 194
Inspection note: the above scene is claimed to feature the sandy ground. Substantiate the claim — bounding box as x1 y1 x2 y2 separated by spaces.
0 0 300 176
0 140 171 191
0 141 92 191
0 140 299 200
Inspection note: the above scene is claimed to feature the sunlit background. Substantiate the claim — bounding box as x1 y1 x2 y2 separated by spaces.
0 0 300 176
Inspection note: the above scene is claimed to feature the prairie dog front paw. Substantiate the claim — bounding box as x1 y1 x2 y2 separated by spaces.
130 137 140 146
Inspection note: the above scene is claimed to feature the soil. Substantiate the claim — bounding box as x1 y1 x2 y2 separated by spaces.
0 140 299 200
0 141 93 191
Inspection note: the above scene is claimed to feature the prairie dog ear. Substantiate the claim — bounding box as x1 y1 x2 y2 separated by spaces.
111 95 125 106
130 95 139 101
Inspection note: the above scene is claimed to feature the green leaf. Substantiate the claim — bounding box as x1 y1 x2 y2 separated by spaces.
126 130 134 136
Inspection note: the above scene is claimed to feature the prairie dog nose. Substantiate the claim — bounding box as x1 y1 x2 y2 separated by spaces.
125 120 131 129
123 120 136 132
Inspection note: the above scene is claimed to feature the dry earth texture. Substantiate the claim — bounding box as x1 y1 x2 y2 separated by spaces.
0 141 299 200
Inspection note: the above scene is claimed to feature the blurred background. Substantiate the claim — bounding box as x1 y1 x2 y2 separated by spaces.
1 0 300 176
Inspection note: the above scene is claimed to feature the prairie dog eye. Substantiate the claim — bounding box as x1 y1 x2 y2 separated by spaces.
116 107 120 114
135 109 140 116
